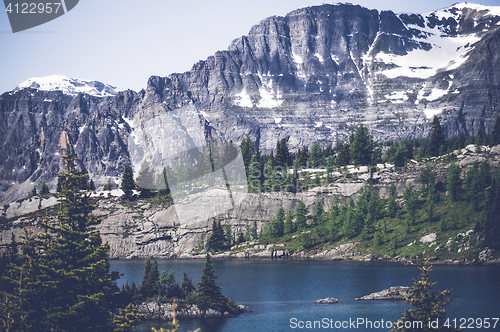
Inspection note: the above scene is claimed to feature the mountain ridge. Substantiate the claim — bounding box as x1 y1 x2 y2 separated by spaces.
1 2 500 204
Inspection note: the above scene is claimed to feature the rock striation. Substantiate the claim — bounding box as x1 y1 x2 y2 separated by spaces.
1 3 500 204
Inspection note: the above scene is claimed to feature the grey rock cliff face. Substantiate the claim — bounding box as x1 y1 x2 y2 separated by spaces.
1 3 500 204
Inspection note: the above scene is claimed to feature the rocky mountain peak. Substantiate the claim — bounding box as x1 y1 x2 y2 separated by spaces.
14 75 122 97
1 2 500 205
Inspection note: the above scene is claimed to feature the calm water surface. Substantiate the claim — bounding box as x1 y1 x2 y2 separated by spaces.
109 259 500 331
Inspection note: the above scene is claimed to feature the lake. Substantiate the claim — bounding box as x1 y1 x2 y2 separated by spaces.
109 259 500 331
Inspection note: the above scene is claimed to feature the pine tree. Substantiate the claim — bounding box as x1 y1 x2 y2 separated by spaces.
350 124 375 165
309 142 323 168
387 183 398 218
295 200 308 231
404 183 418 225
88 179 96 191
446 163 462 202
140 258 159 299
207 220 225 252
1 146 120 331
297 146 308 167
311 202 325 227
275 138 290 167
180 273 195 297
429 116 446 157
390 266 460 332
337 142 351 166
40 182 50 195
269 206 285 238
240 134 254 174
121 164 135 200
195 253 229 314
284 211 295 235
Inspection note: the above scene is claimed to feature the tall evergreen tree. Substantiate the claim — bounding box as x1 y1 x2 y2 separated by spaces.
140 258 159 298
207 220 225 252
40 182 50 195
295 200 308 231
195 254 229 314
390 266 460 332
309 142 323 168
1 146 120 331
387 183 398 218
337 142 351 166
121 164 135 199
268 206 285 238
275 138 290 167
240 134 254 173
350 124 375 165
429 116 446 157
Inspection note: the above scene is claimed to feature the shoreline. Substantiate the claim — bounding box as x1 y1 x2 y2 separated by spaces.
110 253 500 266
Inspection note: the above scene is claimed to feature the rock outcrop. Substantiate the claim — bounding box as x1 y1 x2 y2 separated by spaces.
1 3 500 204
355 286 413 300
315 298 340 304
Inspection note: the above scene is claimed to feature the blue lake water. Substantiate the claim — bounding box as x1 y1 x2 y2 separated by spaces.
109 259 500 331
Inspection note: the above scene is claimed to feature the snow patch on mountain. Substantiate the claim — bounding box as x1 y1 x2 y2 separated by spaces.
15 75 122 97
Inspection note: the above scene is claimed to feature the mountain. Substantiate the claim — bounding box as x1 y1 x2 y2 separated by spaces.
1 2 500 204
14 75 122 97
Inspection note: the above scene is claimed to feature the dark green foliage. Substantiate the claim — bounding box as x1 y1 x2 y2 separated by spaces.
207 220 225 252
490 116 500 146
309 142 323 168
464 161 489 211
121 164 135 199
158 270 181 298
284 211 295 235
390 266 460 332
387 183 398 218
297 146 309 167
404 183 419 225
224 223 233 247
295 200 308 231
311 202 325 227
181 273 195 297
275 138 290 167
484 175 500 249
446 163 461 202
88 179 96 191
240 134 254 173
350 124 375 165
337 142 351 166
140 259 160 299
40 182 50 195
268 206 285 238
417 166 436 195
0 146 120 331
429 116 446 157
195 254 231 314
